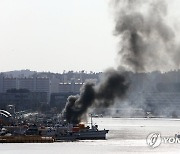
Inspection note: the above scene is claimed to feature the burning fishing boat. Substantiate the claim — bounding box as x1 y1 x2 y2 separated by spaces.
55 115 109 141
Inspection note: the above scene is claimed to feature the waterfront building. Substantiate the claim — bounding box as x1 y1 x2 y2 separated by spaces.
0 92 48 111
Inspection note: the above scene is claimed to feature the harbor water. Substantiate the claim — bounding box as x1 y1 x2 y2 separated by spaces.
1 118 180 154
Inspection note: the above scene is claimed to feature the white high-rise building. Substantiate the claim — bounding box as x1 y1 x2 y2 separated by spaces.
3 78 17 92
36 77 50 93
50 77 60 93
59 82 84 93
18 78 35 91
0 74 4 93
0 77 50 94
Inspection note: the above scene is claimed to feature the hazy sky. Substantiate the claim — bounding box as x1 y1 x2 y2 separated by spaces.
0 0 179 73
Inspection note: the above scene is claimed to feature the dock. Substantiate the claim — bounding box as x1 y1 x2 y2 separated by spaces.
0 136 54 143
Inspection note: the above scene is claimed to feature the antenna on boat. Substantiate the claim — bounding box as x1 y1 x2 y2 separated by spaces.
90 113 93 129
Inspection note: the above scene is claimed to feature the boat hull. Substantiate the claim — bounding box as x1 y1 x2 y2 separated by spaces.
74 130 109 140
55 130 109 141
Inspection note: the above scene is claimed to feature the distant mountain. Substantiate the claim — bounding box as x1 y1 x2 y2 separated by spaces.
1 70 101 83
3 69 37 78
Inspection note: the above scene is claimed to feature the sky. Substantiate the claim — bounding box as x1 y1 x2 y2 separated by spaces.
0 0 179 73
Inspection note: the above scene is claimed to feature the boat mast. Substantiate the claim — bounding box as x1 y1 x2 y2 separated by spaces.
90 114 93 129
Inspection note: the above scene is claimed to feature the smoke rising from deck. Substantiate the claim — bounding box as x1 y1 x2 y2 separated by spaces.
63 70 129 124
112 0 180 117
63 0 180 123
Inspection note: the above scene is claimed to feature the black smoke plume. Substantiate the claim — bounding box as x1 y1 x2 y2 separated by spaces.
63 0 180 123
64 83 95 124
63 70 129 124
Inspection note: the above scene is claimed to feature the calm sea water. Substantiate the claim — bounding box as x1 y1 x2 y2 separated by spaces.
1 118 180 154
